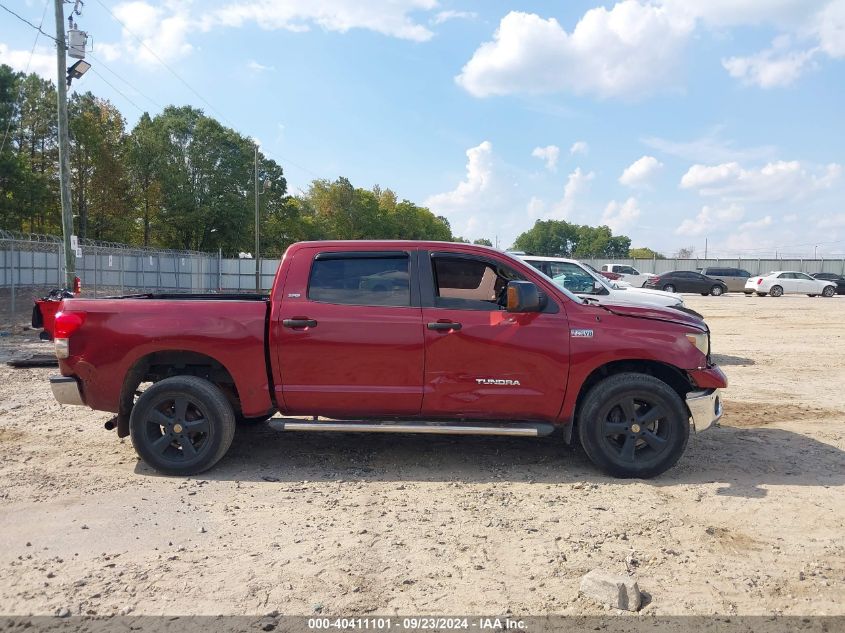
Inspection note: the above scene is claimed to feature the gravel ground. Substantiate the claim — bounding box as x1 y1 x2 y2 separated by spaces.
0 294 843 617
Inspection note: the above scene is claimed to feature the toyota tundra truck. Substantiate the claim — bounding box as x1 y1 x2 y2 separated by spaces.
49 241 725 478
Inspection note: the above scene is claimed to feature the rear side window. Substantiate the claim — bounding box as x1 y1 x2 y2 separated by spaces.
308 254 410 307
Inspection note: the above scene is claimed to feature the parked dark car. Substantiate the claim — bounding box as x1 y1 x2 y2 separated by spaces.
698 267 751 293
645 271 728 296
812 272 845 294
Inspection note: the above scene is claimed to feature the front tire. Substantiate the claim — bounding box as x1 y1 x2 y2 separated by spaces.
577 373 690 479
769 285 783 297
822 286 835 298
129 376 236 476
663 284 676 293
710 285 724 296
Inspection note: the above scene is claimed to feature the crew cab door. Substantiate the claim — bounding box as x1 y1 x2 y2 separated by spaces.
274 248 424 416
419 251 569 421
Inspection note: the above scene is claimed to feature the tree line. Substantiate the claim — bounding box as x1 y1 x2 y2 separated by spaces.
0 65 642 258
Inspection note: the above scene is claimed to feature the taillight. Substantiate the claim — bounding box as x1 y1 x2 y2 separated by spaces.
54 311 85 359
757 278 763 285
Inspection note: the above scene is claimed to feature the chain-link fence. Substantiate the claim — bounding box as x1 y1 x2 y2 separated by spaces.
1 230 219 328
579 257 845 276
4 229 845 328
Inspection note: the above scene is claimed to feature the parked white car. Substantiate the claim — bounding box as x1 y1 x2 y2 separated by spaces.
744 271 837 297
601 263 658 288
522 256 689 310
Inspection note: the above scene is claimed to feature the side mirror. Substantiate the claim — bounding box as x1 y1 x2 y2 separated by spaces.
593 280 604 291
506 280 542 312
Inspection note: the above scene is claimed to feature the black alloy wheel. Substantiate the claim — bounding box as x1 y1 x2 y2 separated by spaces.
130 376 235 475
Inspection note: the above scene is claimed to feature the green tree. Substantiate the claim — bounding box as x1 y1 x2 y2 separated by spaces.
128 112 163 246
7 71 59 232
512 220 630 257
629 247 665 259
69 93 135 241
144 106 287 253
473 238 493 247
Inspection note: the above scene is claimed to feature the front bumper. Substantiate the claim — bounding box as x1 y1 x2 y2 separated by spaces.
686 389 722 432
50 376 85 406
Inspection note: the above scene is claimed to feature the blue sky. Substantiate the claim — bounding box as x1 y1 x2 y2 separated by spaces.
2 0 844 256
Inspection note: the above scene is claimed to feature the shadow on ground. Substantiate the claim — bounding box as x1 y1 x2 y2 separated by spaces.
711 353 756 366
134 421 845 499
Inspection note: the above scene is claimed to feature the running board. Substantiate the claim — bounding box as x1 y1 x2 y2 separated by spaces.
268 419 555 437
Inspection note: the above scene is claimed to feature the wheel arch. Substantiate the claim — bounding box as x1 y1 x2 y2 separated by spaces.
569 359 693 440
117 350 242 438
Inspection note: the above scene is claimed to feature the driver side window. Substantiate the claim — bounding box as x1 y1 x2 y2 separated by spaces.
431 256 524 311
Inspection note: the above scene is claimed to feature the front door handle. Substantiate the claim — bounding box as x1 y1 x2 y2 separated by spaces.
283 318 317 328
427 321 462 331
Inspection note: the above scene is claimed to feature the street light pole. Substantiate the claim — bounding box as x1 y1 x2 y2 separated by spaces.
254 144 260 292
54 0 75 288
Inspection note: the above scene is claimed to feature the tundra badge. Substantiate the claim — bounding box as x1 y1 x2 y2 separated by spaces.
476 378 522 386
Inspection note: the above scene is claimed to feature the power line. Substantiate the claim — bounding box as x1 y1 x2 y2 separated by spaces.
91 0 325 183
0 0 51 154
87 51 164 111
0 0 59 44
87 67 146 113
91 0 233 126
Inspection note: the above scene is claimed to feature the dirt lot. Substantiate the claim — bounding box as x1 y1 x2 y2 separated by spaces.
0 294 843 617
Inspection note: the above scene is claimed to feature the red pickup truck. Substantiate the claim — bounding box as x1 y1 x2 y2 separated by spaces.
49 241 725 478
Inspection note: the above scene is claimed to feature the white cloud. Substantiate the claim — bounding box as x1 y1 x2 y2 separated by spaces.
642 132 777 163
816 0 845 58
738 215 774 231
425 141 522 239
675 204 745 236
101 0 439 63
455 1 845 98
455 5 694 99
531 145 560 172
680 160 842 201
425 141 494 212
210 0 438 42
722 36 819 88
247 60 275 73
526 196 546 218
0 43 56 78
431 10 477 25
661 0 829 29
602 197 641 232
619 155 663 188
99 1 194 63
570 141 589 155
549 168 595 219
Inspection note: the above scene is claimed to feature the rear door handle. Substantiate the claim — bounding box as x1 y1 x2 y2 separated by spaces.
427 321 462 331
283 318 317 328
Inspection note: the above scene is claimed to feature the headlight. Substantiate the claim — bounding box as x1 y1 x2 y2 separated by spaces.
685 332 708 356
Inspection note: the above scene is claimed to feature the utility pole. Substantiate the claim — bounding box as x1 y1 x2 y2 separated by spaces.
704 237 708 259
254 144 260 292
54 0 75 288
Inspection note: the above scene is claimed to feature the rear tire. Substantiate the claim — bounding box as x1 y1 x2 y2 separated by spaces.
756 292 767 296
129 376 236 476
577 373 690 479
770 285 783 297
